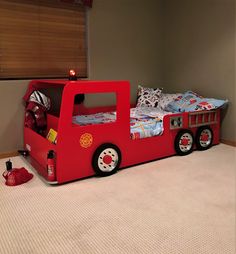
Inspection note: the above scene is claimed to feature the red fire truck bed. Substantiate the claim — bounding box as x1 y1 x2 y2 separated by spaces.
23 80 220 184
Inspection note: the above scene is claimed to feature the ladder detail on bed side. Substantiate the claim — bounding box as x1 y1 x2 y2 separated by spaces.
188 110 218 128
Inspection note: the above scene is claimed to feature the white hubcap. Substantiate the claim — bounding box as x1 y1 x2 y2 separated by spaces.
200 129 212 147
98 148 119 172
179 133 193 152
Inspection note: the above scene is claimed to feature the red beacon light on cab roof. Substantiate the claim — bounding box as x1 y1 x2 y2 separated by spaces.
69 69 77 81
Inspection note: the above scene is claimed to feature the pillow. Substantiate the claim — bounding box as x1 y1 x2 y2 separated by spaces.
158 93 182 110
136 85 162 107
165 91 227 112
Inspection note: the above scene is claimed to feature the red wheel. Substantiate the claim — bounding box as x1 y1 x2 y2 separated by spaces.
92 143 121 176
196 126 213 150
175 130 194 156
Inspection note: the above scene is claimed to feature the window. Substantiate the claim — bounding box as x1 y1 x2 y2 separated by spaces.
72 93 117 126
0 0 87 79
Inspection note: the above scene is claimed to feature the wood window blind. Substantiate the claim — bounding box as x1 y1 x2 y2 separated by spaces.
0 0 87 79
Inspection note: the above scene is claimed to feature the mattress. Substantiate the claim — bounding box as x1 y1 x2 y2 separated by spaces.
72 107 173 140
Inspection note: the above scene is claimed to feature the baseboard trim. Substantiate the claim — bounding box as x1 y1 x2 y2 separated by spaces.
221 139 236 147
0 151 19 159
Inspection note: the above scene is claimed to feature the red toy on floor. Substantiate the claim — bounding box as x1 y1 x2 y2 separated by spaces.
2 160 33 186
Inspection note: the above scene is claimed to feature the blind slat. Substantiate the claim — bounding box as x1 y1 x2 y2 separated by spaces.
0 0 87 79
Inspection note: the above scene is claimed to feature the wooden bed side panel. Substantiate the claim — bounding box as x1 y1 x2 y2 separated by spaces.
119 109 221 167
24 127 56 179
213 109 221 145
46 114 59 133
55 80 131 183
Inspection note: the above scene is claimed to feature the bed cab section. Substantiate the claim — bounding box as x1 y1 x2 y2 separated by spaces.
23 80 130 184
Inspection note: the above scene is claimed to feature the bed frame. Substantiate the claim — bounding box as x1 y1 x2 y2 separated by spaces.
23 80 220 184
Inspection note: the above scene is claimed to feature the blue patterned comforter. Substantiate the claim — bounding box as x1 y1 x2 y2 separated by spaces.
72 107 172 140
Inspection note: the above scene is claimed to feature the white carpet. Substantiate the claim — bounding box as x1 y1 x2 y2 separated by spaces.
0 144 235 254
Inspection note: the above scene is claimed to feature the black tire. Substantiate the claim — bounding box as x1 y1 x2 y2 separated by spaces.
195 126 213 151
92 143 121 176
175 130 194 156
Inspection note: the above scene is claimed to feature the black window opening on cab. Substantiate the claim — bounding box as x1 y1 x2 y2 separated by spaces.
72 93 117 126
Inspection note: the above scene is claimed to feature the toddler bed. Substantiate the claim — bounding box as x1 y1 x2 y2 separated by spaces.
22 80 227 184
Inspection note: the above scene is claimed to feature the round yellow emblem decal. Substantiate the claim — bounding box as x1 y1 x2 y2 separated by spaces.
80 133 93 148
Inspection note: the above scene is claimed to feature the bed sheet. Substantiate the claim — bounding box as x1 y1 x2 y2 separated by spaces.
72 107 173 140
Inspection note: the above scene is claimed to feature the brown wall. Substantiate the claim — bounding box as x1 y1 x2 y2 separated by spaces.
87 0 163 105
163 0 236 142
0 80 28 153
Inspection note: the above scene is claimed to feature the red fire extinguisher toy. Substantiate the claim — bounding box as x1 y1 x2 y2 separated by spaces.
47 150 56 181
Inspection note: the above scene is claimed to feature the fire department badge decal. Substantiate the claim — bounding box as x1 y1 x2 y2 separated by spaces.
80 133 93 148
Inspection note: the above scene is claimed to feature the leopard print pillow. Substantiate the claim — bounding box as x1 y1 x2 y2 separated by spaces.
136 85 163 107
